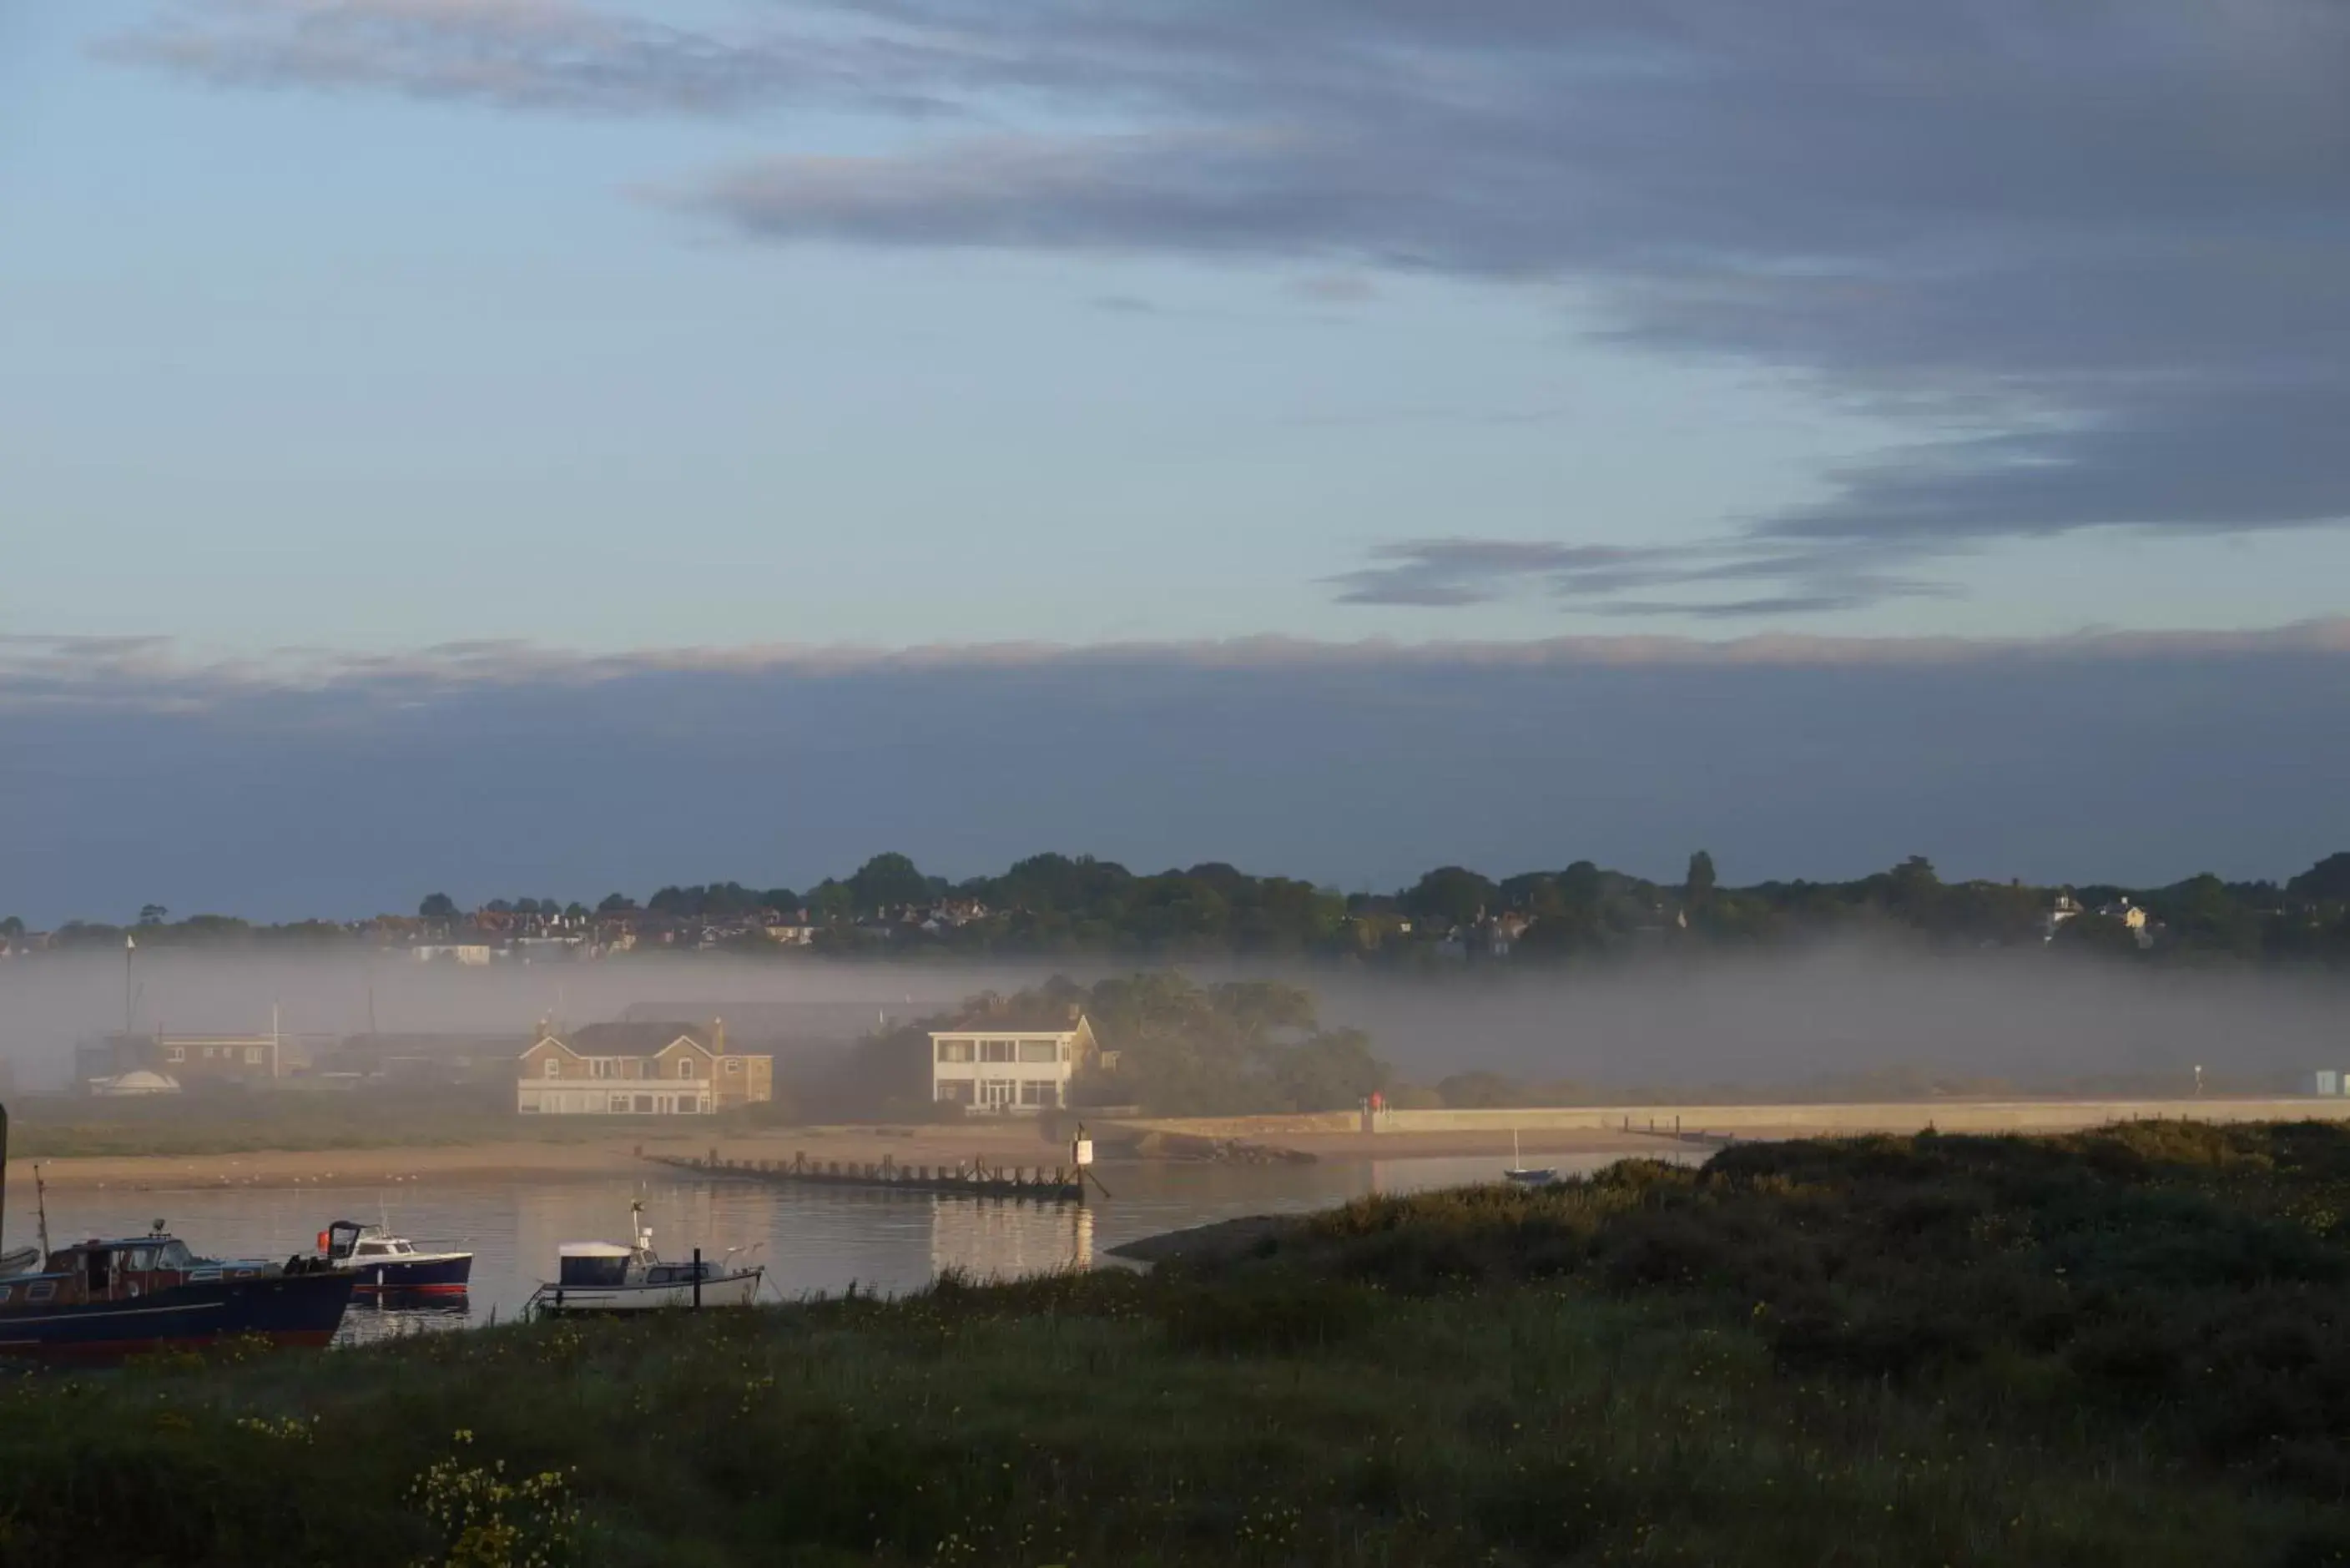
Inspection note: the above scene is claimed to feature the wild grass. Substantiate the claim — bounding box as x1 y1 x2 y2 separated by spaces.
4 1121 2350 1565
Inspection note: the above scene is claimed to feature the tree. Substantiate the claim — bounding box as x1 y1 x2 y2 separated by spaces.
138 904 168 926
2288 853 2350 905
0 915 24 940
1684 851 1717 912
597 893 636 915
1403 866 1496 931
563 902 591 920
418 893 458 920
850 853 931 913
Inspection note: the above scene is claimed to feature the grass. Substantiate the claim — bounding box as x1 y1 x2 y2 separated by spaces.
7 1121 2350 1564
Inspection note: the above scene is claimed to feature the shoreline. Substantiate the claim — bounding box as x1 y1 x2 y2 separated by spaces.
8 1096 2342 1194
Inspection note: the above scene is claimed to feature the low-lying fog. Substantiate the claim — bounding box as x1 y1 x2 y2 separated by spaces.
3 945 2344 1097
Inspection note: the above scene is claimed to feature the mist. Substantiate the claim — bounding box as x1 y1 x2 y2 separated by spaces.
7 944 2345 1101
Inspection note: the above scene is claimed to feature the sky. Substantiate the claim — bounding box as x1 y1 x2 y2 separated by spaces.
3 1 2347 919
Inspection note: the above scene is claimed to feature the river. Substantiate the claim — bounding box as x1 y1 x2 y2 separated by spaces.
29 1150 1686 1345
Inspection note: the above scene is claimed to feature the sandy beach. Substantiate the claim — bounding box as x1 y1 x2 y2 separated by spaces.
10 1097 2345 1197
4 1121 1087 1195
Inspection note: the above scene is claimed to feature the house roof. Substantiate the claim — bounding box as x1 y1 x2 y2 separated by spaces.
552 1021 714 1057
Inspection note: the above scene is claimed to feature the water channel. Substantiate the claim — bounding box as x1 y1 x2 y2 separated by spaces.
33 1151 1690 1345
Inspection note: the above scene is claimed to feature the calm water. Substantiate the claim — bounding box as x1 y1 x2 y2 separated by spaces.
28 1152 1683 1346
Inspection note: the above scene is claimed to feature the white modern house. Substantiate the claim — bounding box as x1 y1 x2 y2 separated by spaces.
930 1016 1099 1113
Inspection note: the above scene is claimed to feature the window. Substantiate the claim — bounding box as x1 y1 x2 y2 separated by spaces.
1018 1039 1058 1063
202 1046 217 1061
725 1058 743 1074
245 1046 265 1065
935 1039 973 1063
981 1040 1017 1063
677 1057 695 1079
610 1095 630 1114
28 1283 55 1302
0 1287 11 1304
543 1058 560 1077
167 1046 185 1062
127 1248 158 1271
1018 1080 1056 1107
935 1080 974 1104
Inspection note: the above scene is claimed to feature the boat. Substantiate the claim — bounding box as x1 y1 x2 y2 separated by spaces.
524 1201 763 1316
1504 1129 1558 1187
317 1219 473 1297
0 1102 353 1359
0 1224 355 1360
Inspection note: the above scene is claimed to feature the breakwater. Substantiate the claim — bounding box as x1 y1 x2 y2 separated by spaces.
645 1150 1087 1204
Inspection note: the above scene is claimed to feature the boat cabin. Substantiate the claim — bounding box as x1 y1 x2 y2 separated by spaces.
322 1220 423 1264
556 1243 633 1288
0 1232 267 1311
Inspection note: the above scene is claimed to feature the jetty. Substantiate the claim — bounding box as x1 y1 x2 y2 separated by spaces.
644 1149 1087 1204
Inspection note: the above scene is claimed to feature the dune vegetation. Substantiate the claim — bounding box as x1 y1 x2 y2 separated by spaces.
6 1120 2350 1565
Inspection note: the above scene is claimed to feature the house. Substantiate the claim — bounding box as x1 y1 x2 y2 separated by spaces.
929 1015 1099 1113
516 1020 774 1116
315 1032 530 1087
413 943 497 966
74 1031 291 1091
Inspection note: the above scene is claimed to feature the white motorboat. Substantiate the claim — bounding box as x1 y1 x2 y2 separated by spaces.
525 1201 763 1316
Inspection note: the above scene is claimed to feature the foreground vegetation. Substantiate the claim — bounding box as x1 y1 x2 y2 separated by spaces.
9 1121 2350 1564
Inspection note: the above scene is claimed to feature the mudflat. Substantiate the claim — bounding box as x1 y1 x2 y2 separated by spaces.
7 1121 1085 1193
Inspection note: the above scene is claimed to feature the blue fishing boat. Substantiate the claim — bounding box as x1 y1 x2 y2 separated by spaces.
0 1100 353 1360
316 1220 473 1298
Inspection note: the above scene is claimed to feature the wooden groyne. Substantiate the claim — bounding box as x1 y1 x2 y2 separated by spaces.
646 1151 1087 1204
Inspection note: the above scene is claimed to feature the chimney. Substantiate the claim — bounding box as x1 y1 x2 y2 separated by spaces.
713 1017 727 1055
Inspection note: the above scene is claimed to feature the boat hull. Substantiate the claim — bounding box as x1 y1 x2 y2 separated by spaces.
0 1271 356 1360
533 1269 763 1314
347 1253 473 1297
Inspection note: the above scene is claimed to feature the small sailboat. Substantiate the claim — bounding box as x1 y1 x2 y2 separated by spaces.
1504 1129 1557 1187
525 1199 763 1317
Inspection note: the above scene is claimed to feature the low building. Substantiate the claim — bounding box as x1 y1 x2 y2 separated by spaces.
74 1031 290 1091
516 1020 774 1116
929 1016 1099 1113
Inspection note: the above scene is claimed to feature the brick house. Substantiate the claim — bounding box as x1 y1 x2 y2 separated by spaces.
515 1020 774 1116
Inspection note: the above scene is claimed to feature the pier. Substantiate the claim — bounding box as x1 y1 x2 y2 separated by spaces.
644 1149 1087 1204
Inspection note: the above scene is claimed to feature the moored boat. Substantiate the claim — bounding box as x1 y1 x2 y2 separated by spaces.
0 1227 355 1360
318 1220 473 1297
0 1098 353 1359
525 1201 763 1317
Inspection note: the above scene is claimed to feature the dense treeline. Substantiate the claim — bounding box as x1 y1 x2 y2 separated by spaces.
12 849 2350 966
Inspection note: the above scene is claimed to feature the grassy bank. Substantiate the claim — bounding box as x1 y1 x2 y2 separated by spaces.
8 1121 2350 1565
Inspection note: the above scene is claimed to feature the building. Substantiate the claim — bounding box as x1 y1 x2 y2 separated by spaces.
315 1032 530 1087
515 1020 774 1116
929 1016 1099 1113
74 1031 290 1091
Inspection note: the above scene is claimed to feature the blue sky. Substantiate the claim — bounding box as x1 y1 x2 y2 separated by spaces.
2 2 2346 918
8 0 2349 653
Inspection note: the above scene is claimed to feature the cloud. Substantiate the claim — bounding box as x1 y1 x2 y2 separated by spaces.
5 623 2348 921
1328 537 1959 618
79 0 2350 613
100 0 957 118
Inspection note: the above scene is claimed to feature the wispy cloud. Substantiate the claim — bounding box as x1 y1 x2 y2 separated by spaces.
101 0 2350 615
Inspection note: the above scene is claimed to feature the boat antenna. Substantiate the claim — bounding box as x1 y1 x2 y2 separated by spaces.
33 1162 50 1259
0 1097 8 1253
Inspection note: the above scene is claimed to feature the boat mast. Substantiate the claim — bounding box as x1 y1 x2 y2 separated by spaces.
33 1164 49 1259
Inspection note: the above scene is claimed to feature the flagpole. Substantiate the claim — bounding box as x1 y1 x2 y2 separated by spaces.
124 931 137 1039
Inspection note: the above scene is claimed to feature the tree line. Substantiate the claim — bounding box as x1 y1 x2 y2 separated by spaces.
11 850 2350 966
